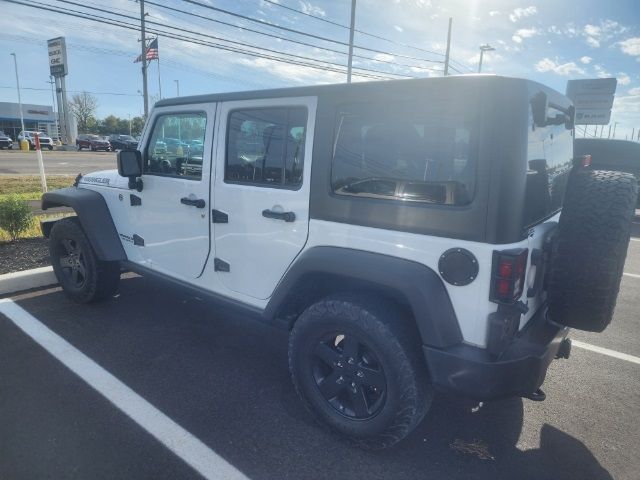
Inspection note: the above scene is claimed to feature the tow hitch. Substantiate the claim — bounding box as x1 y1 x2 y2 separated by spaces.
556 338 572 359
524 388 546 402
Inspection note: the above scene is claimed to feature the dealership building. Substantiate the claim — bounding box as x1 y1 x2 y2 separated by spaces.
0 102 64 141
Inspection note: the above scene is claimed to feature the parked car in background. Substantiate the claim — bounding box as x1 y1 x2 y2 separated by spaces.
163 137 189 154
0 131 13 149
77 134 112 151
17 130 54 150
108 134 138 151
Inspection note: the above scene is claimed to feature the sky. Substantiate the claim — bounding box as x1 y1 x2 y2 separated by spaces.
0 0 639 140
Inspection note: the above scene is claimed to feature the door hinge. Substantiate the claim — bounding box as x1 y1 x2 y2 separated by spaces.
133 234 145 246
214 258 230 272
212 209 228 223
130 194 142 206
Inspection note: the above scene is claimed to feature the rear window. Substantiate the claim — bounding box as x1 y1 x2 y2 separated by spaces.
331 101 476 206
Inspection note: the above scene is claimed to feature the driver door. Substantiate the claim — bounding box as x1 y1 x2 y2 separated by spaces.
127 104 216 279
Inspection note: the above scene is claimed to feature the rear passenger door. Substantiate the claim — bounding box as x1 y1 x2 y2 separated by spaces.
212 97 317 300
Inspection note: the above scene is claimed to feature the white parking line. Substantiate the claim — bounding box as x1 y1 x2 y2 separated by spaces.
0 299 247 480
572 340 640 365
630 237 640 242
623 272 640 279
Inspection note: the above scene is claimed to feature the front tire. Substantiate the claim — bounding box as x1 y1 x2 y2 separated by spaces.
289 294 432 449
49 218 120 303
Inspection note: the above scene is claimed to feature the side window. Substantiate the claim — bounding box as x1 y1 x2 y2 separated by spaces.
225 107 307 188
144 112 206 180
331 102 474 206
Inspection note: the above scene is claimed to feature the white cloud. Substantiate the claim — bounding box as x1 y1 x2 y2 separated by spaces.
489 11 500 17
512 27 540 43
619 37 640 56
298 1 326 17
594 64 611 78
628 87 640 96
509 6 537 22
617 72 631 85
394 25 404 32
584 20 626 48
580 56 592 64
535 58 585 76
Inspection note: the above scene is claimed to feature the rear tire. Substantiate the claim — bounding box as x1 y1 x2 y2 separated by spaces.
548 169 637 332
49 218 121 303
289 294 432 449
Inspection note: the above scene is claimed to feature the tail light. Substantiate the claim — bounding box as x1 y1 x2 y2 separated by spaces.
490 248 528 304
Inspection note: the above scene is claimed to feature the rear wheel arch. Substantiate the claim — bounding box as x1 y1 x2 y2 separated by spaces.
264 247 462 349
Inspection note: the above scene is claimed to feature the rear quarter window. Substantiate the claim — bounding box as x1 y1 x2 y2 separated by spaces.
331 101 476 206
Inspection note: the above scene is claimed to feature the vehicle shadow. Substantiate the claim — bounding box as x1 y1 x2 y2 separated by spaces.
12 277 614 480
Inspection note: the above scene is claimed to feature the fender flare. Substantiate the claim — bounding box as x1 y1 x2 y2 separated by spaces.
41 187 127 262
264 246 462 348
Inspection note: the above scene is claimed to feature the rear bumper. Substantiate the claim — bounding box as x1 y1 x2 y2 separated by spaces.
423 306 569 400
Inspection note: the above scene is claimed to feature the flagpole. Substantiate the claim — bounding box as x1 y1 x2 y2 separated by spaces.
157 50 162 99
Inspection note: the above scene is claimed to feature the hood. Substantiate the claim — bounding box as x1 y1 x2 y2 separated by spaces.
77 169 129 189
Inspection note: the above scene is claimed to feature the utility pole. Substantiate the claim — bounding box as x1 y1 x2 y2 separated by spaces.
632 127 635 141
346 0 356 83
613 122 618 139
443 17 452 76
174 79 180 96
139 0 149 117
10 53 25 138
607 124 612 139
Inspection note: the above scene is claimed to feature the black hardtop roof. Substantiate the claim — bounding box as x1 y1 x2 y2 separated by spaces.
155 74 556 108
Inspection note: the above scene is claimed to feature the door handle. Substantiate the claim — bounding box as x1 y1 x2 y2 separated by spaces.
262 209 296 222
180 197 206 208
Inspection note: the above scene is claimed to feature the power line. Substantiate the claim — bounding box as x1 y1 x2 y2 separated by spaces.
258 0 473 70
177 0 446 64
0 85 140 96
142 0 443 71
7 0 400 81
51 0 414 79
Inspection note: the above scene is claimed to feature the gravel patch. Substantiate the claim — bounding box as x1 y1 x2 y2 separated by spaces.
0 237 50 275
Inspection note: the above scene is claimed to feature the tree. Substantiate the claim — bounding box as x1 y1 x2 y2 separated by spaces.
68 92 98 133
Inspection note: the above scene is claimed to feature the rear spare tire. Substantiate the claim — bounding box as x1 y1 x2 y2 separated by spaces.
548 169 637 332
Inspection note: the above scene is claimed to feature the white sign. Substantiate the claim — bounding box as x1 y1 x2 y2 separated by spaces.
47 37 68 77
566 78 616 125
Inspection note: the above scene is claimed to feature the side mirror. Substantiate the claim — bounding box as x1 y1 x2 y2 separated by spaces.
531 91 549 128
117 150 143 191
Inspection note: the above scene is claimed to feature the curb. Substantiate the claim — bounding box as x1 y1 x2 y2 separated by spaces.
0 266 57 296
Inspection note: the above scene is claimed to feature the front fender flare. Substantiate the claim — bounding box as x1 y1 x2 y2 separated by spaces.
264 247 462 348
42 187 126 262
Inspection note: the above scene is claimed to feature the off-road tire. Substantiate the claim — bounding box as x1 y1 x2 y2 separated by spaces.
548 169 637 332
49 218 120 303
289 294 432 449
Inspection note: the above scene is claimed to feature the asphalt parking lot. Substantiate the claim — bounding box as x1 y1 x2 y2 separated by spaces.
1 245 639 479
0 150 116 175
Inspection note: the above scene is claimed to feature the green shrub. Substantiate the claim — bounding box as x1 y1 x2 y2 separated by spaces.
0 195 32 241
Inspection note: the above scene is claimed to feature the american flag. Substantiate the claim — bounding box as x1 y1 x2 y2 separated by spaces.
134 38 159 63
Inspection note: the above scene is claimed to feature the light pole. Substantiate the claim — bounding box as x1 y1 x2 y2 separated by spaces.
613 122 619 139
478 44 495 73
10 53 26 140
174 79 180 97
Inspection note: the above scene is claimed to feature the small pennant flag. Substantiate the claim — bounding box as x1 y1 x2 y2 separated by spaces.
134 38 159 63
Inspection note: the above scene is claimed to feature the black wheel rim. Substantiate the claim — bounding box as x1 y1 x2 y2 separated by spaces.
311 333 387 420
56 238 87 288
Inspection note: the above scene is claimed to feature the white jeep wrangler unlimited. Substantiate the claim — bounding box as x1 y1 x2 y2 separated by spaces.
42 76 637 448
